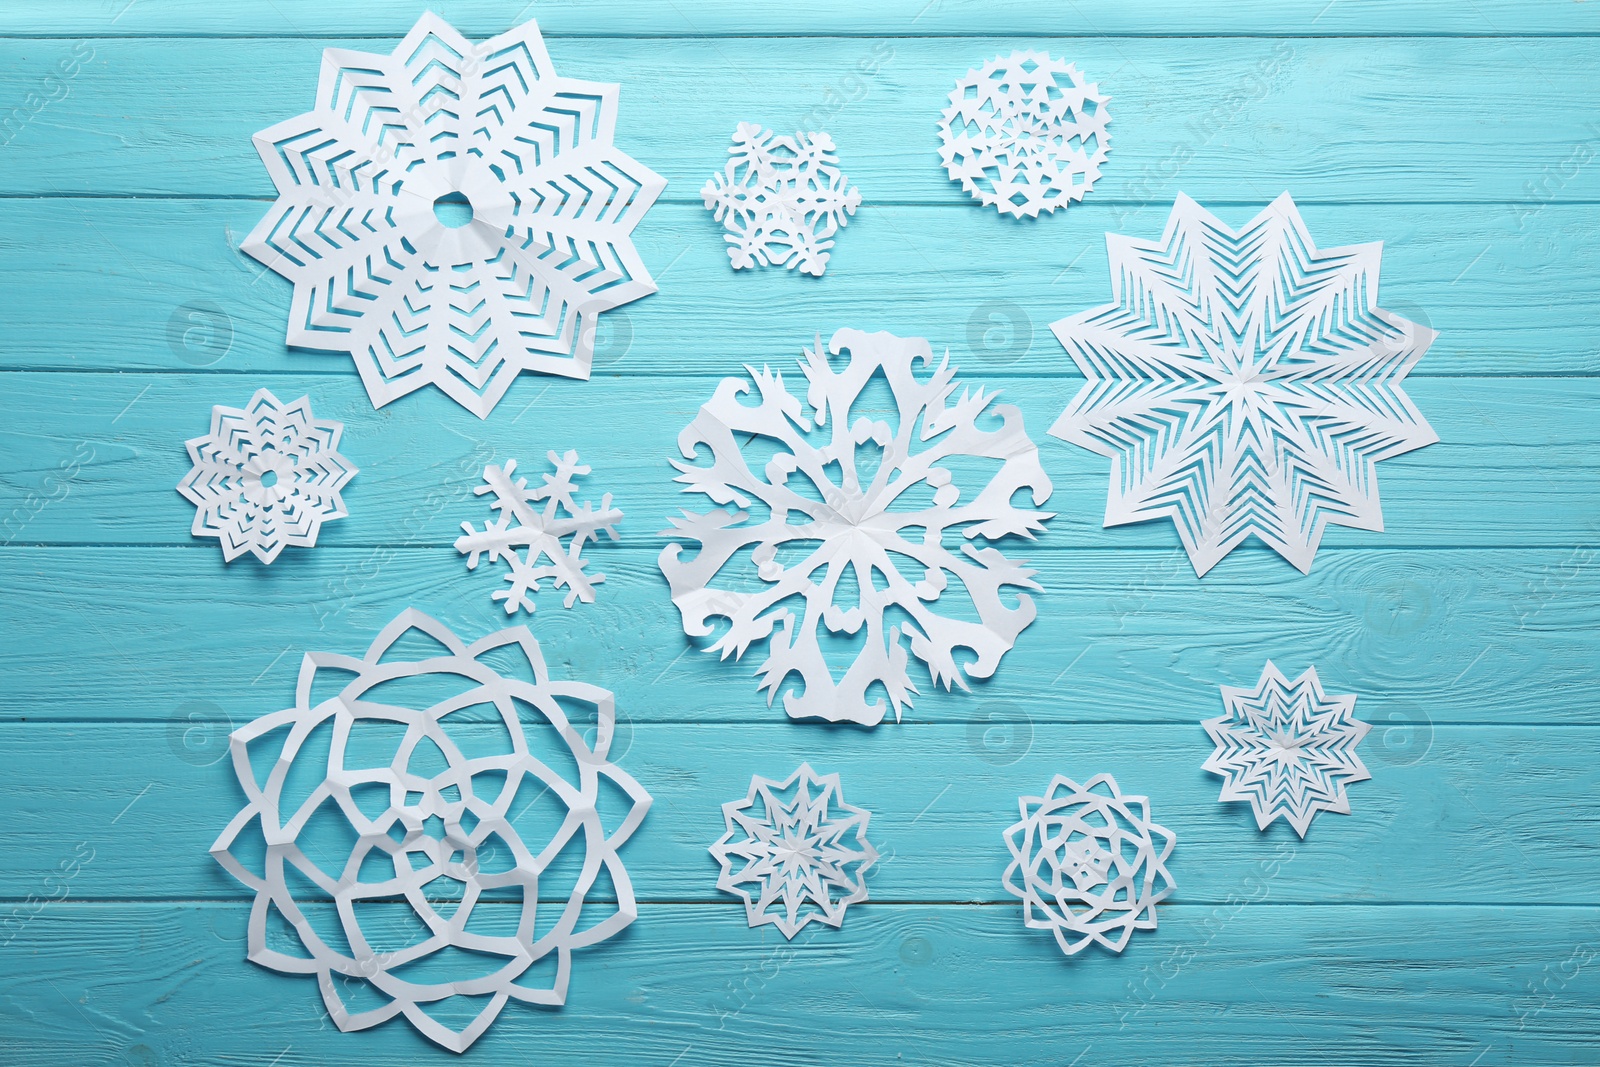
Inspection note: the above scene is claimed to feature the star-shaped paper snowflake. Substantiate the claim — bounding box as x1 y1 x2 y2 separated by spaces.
177 388 356 563
1202 662 1371 837
455 451 621 615
710 764 879 939
1051 193 1439 575
702 124 861 277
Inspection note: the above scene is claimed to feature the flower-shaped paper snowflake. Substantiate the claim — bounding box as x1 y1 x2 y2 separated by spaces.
1051 193 1439 575
1002 774 1175 957
211 609 652 1053
243 12 666 418
702 124 861 277
176 388 356 564
455 451 622 615
1202 662 1371 837
659 328 1054 726
710 763 879 939
938 52 1111 218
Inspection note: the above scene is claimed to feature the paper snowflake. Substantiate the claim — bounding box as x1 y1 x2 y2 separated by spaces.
938 51 1111 218
1051 193 1439 575
242 12 666 418
710 763 879 939
658 328 1054 725
1202 662 1371 837
455 451 621 615
176 388 356 564
702 124 861 277
211 609 652 1053
1002 774 1176 957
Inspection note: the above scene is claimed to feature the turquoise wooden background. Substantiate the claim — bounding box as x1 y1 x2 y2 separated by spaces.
3 1 1600 1064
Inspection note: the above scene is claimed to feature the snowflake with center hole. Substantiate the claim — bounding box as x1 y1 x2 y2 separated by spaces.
702 124 862 277
1202 662 1371 837
658 328 1054 726
710 763 879 939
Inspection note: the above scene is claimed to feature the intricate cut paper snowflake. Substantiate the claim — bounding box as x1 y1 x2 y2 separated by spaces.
658 328 1054 726
455 451 622 615
1051 193 1439 575
243 12 666 418
710 763 879 939
211 609 652 1053
176 388 356 564
702 124 862 277
1202 662 1371 837
938 51 1111 218
1002 774 1175 957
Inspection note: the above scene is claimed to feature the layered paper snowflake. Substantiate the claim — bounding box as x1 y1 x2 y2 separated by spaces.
242 12 666 418
1002 774 1176 957
710 764 879 939
938 51 1111 218
1202 662 1371 837
176 388 356 564
658 328 1054 725
1051 193 1439 575
455 451 621 615
211 609 652 1053
702 124 861 277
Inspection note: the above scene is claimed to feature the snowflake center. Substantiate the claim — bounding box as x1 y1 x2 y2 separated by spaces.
259 469 279 488
433 191 476 228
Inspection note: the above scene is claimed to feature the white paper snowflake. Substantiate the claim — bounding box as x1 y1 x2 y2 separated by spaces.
242 12 666 418
1202 662 1371 837
938 51 1111 218
710 763 879 939
1002 774 1176 957
176 388 356 564
211 609 652 1053
455 451 621 615
658 328 1054 726
702 124 861 277
1051 193 1439 575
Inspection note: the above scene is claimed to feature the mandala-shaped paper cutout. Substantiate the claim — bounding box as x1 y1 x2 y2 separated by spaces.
658 328 1054 726
243 12 666 418
1002 774 1175 957
211 609 652 1053
1051 193 1439 575
709 763 879 939
938 51 1111 219
1202 662 1371 837
455 451 622 615
176 388 356 564
702 124 862 277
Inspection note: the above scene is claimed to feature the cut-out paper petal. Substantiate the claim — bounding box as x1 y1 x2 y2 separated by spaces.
210 609 652 1053
1050 193 1439 575
242 12 666 418
659 328 1054 726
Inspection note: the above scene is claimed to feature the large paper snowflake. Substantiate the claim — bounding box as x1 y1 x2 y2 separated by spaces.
709 763 879 939
455 451 621 615
702 124 861 277
211 609 652 1053
176 388 356 564
938 51 1111 218
1051 193 1439 575
658 328 1054 726
1002 774 1176 957
242 12 666 418
1202 662 1371 837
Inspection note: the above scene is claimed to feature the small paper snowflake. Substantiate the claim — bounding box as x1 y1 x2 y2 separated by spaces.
658 328 1054 726
1002 774 1176 957
938 51 1111 218
1202 662 1372 837
455 451 621 615
710 763 879 939
176 388 356 564
702 124 862 277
